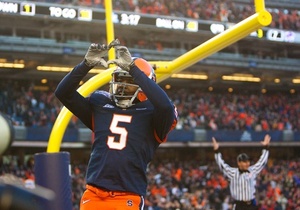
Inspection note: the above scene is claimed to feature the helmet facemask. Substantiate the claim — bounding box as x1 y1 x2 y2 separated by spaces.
109 58 156 108
110 68 141 108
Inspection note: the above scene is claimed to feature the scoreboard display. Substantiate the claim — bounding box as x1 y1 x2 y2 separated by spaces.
1 0 300 44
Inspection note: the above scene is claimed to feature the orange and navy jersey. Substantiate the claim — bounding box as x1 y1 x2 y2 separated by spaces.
87 93 162 196
55 61 177 196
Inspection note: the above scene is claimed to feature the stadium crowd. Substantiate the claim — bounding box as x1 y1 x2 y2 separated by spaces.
29 0 300 31
1 154 299 210
1 80 299 131
166 87 300 131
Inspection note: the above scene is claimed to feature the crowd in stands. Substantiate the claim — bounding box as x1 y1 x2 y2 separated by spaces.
1 153 299 210
29 0 300 31
166 87 300 131
0 80 62 127
1 80 299 131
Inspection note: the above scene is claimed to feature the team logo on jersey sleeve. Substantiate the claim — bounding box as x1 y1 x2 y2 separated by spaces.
103 104 115 108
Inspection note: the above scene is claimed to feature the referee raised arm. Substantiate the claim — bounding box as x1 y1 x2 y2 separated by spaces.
212 134 271 210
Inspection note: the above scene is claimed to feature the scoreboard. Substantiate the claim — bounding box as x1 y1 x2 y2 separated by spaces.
1 0 300 44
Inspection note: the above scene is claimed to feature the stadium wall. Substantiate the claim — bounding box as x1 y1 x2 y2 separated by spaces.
12 126 300 143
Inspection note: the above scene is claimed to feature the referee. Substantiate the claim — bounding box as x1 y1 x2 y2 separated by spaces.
212 134 271 210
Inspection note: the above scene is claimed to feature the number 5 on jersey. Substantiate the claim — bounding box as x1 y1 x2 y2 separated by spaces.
107 114 132 150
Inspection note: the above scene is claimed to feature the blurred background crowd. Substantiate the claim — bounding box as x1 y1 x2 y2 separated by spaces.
1 79 299 131
28 0 300 31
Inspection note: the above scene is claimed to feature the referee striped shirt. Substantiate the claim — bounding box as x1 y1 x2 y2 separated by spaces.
214 149 269 201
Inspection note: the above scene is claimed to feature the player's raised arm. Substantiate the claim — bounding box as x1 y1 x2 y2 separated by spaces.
55 41 114 129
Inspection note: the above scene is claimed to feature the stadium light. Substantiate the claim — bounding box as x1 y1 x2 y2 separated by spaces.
292 78 300 84
0 62 24 68
222 74 261 82
171 73 208 80
37 65 105 74
274 78 280 83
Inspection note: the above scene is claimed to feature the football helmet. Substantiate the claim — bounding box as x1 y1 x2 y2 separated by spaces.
110 58 156 108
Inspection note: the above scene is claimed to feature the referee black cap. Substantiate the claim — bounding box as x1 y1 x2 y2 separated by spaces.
237 153 250 162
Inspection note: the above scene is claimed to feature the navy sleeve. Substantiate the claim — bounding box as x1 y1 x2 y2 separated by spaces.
129 66 177 141
54 61 93 130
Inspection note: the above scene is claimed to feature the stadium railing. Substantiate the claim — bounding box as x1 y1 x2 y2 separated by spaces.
12 125 300 144
1 35 299 71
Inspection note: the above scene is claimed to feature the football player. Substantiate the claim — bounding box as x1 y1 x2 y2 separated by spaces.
55 40 178 210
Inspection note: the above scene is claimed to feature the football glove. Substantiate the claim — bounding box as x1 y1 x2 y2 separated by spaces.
84 39 120 68
107 46 134 71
